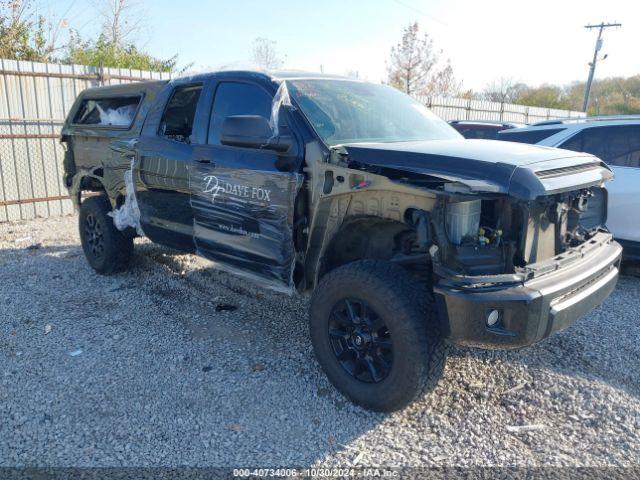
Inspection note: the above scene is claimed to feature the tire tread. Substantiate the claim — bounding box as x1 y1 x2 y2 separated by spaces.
310 260 446 411
79 195 133 275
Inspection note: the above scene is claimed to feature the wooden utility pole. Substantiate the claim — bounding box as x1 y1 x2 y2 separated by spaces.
582 22 621 112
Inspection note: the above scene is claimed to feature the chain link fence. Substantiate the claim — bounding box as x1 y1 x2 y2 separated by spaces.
0 119 68 222
0 59 585 223
0 58 171 222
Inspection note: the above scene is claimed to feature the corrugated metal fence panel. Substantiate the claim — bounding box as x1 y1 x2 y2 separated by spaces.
0 59 171 222
415 94 585 123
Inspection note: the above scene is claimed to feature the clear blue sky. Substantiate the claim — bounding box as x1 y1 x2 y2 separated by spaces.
34 0 640 91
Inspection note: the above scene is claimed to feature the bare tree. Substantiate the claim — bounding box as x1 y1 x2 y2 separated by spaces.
251 37 283 70
481 78 526 103
387 22 459 97
426 60 461 97
96 0 144 46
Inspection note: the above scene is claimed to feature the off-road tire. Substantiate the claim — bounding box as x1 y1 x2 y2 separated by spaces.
310 260 446 412
79 195 133 274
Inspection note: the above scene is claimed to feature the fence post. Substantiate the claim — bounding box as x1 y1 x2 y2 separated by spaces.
98 61 104 86
466 98 471 120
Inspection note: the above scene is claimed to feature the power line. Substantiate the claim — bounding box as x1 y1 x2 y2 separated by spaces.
390 0 448 27
582 22 621 112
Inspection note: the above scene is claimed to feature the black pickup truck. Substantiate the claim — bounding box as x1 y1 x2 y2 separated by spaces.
61 71 622 411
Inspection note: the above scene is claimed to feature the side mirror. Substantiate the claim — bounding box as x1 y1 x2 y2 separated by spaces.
220 115 293 152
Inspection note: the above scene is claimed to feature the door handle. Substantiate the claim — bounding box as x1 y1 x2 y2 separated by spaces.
195 158 212 164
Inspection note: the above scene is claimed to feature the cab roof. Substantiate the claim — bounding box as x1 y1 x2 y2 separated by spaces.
77 70 360 98
171 69 357 84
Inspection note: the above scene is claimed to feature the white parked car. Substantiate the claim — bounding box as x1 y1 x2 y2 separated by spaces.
498 116 640 259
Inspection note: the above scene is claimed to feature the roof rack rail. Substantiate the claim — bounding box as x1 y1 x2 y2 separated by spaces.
532 115 640 126
448 119 527 126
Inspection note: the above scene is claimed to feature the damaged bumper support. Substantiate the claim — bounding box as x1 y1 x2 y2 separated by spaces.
435 233 622 349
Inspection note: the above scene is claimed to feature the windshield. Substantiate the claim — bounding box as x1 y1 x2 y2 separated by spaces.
286 79 462 146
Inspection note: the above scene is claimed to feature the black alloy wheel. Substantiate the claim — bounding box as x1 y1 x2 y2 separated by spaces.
310 260 446 412
79 195 133 274
328 298 393 383
84 213 105 259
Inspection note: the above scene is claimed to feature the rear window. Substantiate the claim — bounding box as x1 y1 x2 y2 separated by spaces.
73 96 141 127
497 128 565 144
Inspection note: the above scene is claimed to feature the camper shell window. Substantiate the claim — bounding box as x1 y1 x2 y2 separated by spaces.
73 96 142 127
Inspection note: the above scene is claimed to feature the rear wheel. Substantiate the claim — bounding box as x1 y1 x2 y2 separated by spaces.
310 260 446 412
79 195 133 274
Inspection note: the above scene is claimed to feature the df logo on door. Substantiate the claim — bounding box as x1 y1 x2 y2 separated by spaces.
203 175 272 204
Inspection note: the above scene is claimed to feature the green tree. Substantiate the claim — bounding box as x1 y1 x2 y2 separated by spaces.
585 76 640 115
1 0 178 72
0 0 56 61
515 84 571 110
523 77 639 114
65 31 176 72
64 0 178 72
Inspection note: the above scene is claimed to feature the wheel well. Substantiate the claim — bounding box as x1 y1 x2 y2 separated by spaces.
80 175 106 192
78 175 109 206
320 216 411 280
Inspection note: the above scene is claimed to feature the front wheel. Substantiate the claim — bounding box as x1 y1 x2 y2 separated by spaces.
310 260 446 412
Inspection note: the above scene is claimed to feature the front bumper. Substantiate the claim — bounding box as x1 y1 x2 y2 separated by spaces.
434 235 622 349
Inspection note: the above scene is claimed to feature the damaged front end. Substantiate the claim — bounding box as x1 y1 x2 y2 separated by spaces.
428 185 620 349
338 141 622 348
430 185 610 284
429 187 621 348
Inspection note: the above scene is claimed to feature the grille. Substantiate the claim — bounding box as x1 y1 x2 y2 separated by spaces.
535 163 600 179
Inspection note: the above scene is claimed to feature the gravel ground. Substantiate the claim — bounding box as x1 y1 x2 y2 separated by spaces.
1 215 639 468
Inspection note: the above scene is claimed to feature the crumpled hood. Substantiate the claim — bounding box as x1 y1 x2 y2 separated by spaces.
342 139 613 200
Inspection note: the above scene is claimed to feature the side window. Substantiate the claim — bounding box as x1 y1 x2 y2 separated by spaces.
604 126 640 167
578 126 640 167
208 82 273 145
159 84 203 144
559 131 584 153
580 128 612 162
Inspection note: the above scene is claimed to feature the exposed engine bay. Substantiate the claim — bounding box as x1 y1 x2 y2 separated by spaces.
310 140 615 290
405 186 608 281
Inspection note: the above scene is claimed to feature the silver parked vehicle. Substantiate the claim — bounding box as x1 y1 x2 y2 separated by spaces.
498 116 640 259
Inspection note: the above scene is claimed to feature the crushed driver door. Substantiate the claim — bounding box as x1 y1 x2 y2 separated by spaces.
189 153 302 292
187 79 302 292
